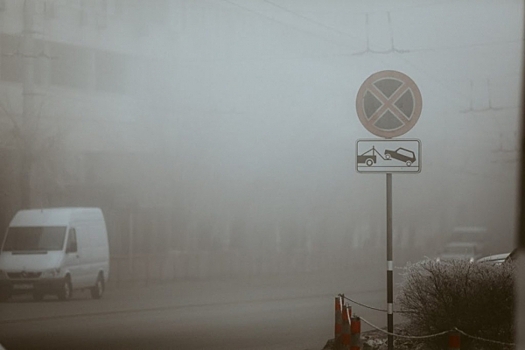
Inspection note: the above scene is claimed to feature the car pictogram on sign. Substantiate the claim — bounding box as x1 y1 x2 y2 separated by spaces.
384 147 416 166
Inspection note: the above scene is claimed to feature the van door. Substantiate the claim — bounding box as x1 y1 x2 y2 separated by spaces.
63 228 80 288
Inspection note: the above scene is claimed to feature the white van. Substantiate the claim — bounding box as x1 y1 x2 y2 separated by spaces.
0 208 109 301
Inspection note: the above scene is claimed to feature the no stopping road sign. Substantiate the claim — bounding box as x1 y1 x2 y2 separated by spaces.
356 70 422 138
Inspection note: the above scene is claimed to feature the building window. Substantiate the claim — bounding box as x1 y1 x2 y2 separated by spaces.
0 33 22 83
49 42 92 89
95 50 127 94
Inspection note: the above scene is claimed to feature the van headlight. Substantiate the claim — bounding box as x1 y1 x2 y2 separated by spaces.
41 268 61 278
469 257 475 263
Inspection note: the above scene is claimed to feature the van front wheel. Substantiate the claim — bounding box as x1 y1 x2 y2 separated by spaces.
0 291 10 302
90 274 104 299
33 292 44 301
57 277 72 301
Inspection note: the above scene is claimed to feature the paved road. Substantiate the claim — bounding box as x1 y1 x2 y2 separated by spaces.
0 270 401 349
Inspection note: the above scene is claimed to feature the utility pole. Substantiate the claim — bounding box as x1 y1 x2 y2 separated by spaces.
20 0 45 208
516 53 525 350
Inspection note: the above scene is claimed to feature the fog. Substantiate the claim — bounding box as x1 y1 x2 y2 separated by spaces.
1 0 522 276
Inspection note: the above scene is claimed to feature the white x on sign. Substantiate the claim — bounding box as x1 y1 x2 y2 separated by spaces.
356 70 422 138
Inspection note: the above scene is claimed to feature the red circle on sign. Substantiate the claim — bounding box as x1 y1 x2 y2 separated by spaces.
356 70 422 138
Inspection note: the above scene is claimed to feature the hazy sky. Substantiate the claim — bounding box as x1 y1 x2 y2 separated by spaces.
131 0 522 242
4 0 518 252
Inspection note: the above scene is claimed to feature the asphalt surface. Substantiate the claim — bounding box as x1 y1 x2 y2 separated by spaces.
0 270 398 349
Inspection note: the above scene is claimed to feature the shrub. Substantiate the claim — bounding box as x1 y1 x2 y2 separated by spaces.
397 259 515 350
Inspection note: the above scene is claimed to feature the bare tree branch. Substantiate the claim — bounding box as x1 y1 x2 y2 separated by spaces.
0 99 23 148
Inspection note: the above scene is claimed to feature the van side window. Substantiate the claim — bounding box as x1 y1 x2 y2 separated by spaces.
67 229 77 253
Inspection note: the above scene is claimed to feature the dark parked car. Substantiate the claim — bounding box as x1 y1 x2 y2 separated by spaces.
385 147 416 166
476 253 510 264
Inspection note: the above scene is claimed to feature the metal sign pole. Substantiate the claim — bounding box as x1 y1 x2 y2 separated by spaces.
129 210 134 272
355 70 423 350
386 173 394 350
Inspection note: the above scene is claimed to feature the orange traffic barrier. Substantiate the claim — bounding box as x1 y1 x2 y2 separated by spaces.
335 296 343 339
448 331 460 350
350 316 361 350
341 305 351 348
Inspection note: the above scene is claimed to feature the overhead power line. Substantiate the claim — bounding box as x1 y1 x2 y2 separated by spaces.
216 0 360 51
243 1 472 109
262 0 359 40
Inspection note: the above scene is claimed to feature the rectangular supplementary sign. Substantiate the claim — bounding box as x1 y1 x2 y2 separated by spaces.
356 139 421 173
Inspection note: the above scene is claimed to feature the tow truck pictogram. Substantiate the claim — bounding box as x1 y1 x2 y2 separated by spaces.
357 146 389 166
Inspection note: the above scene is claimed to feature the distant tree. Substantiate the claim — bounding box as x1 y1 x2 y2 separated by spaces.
0 0 72 209
0 100 70 209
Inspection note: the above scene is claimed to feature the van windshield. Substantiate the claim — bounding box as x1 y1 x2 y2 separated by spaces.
2 227 67 252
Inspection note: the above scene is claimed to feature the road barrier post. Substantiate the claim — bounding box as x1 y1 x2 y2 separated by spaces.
448 331 460 350
335 296 343 340
350 316 361 350
342 305 351 349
